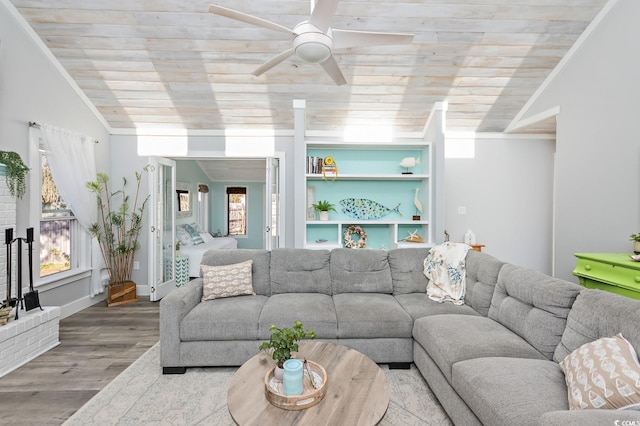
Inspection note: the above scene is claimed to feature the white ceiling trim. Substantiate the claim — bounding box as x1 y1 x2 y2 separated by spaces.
446 131 556 141
110 127 295 137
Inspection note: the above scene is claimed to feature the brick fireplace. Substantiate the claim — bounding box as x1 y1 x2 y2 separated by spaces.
0 164 60 378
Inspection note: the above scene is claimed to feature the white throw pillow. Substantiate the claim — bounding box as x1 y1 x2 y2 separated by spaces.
201 260 255 301
200 232 215 244
559 333 640 410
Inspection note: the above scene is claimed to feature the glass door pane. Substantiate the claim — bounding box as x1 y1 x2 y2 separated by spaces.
149 158 176 301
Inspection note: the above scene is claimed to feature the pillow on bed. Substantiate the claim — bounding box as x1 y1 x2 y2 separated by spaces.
186 225 204 245
176 225 194 247
177 224 205 246
201 260 255 300
200 232 215 244
188 222 204 233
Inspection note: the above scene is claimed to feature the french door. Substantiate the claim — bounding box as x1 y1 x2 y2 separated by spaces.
148 157 176 301
265 157 281 250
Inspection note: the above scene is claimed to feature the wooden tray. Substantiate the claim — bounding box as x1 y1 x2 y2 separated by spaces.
264 360 327 410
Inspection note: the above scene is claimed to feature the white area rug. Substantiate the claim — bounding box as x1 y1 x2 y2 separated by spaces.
63 343 452 425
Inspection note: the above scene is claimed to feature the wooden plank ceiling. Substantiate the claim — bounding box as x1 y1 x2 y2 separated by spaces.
10 0 610 134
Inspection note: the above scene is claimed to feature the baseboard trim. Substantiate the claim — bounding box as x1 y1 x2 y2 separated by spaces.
60 294 106 319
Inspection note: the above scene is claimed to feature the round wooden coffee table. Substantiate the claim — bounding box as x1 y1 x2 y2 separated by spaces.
227 341 390 425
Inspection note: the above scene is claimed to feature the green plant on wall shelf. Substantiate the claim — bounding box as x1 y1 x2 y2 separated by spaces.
0 151 29 199
86 167 150 286
312 200 336 212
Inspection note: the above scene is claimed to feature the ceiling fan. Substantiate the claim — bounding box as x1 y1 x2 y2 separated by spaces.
208 1 414 85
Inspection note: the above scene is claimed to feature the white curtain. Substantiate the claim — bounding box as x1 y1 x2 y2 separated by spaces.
39 124 103 296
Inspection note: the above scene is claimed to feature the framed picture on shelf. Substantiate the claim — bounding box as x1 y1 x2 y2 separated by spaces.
306 186 316 220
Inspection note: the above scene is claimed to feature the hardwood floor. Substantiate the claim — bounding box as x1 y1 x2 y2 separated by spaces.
0 298 159 426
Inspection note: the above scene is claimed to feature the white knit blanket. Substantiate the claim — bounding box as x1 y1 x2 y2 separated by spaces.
423 242 471 305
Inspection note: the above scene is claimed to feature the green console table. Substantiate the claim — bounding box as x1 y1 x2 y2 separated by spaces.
573 253 640 300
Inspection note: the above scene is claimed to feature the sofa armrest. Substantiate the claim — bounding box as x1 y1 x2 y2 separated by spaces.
159 278 203 367
539 409 640 426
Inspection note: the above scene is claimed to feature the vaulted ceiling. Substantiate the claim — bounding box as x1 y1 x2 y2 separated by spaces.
9 0 610 135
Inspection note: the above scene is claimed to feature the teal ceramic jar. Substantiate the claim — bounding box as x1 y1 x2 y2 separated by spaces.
282 359 303 395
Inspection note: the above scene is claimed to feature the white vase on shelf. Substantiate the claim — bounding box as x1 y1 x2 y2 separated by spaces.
319 211 329 221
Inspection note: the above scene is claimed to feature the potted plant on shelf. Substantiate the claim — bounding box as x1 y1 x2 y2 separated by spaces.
312 200 336 221
630 234 640 254
87 167 149 307
0 151 29 199
259 321 316 381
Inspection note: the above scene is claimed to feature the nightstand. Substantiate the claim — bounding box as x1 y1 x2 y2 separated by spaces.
175 255 190 287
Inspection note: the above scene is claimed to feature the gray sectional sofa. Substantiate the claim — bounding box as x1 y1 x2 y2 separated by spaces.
160 247 640 425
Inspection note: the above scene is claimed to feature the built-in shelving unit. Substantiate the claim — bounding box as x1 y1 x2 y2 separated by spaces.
304 141 433 250
292 100 446 250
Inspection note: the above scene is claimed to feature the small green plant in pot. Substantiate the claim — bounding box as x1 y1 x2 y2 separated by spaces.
312 200 336 221
630 234 640 254
259 321 316 379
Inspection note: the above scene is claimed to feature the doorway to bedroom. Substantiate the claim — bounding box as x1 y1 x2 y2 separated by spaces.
148 155 283 300
173 157 282 250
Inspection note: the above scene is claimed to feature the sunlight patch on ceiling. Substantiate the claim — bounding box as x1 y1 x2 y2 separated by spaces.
343 124 392 143
224 128 275 157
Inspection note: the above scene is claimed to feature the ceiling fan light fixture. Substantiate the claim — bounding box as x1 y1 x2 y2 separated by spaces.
293 28 333 63
295 42 331 63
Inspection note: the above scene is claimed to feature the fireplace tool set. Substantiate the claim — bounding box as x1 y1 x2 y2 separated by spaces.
2 227 42 321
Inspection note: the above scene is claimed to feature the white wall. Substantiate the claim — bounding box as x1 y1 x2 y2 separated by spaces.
109 136 150 293
444 134 556 274
512 0 640 281
0 2 110 314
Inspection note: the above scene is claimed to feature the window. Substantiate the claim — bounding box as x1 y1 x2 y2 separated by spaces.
40 154 78 277
227 186 247 236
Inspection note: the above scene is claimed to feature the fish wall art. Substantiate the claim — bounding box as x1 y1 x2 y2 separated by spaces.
339 198 402 220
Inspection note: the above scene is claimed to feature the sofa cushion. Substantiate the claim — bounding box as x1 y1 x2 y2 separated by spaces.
269 248 331 295
413 314 546 382
559 333 640 410
200 249 271 296
488 264 582 360
330 248 392 294
180 294 268 341
395 293 479 320
554 289 640 362
388 247 430 295
333 293 413 339
201 261 255 300
452 357 568 426
258 293 337 340
464 250 505 316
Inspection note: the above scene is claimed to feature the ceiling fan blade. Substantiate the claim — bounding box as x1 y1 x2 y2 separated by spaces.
209 4 295 35
252 48 295 76
309 0 340 33
332 29 414 49
320 55 346 86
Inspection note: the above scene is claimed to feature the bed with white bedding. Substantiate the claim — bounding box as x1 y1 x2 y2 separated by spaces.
176 224 238 277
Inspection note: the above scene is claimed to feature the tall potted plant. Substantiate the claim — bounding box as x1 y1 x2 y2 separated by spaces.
87 167 149 306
